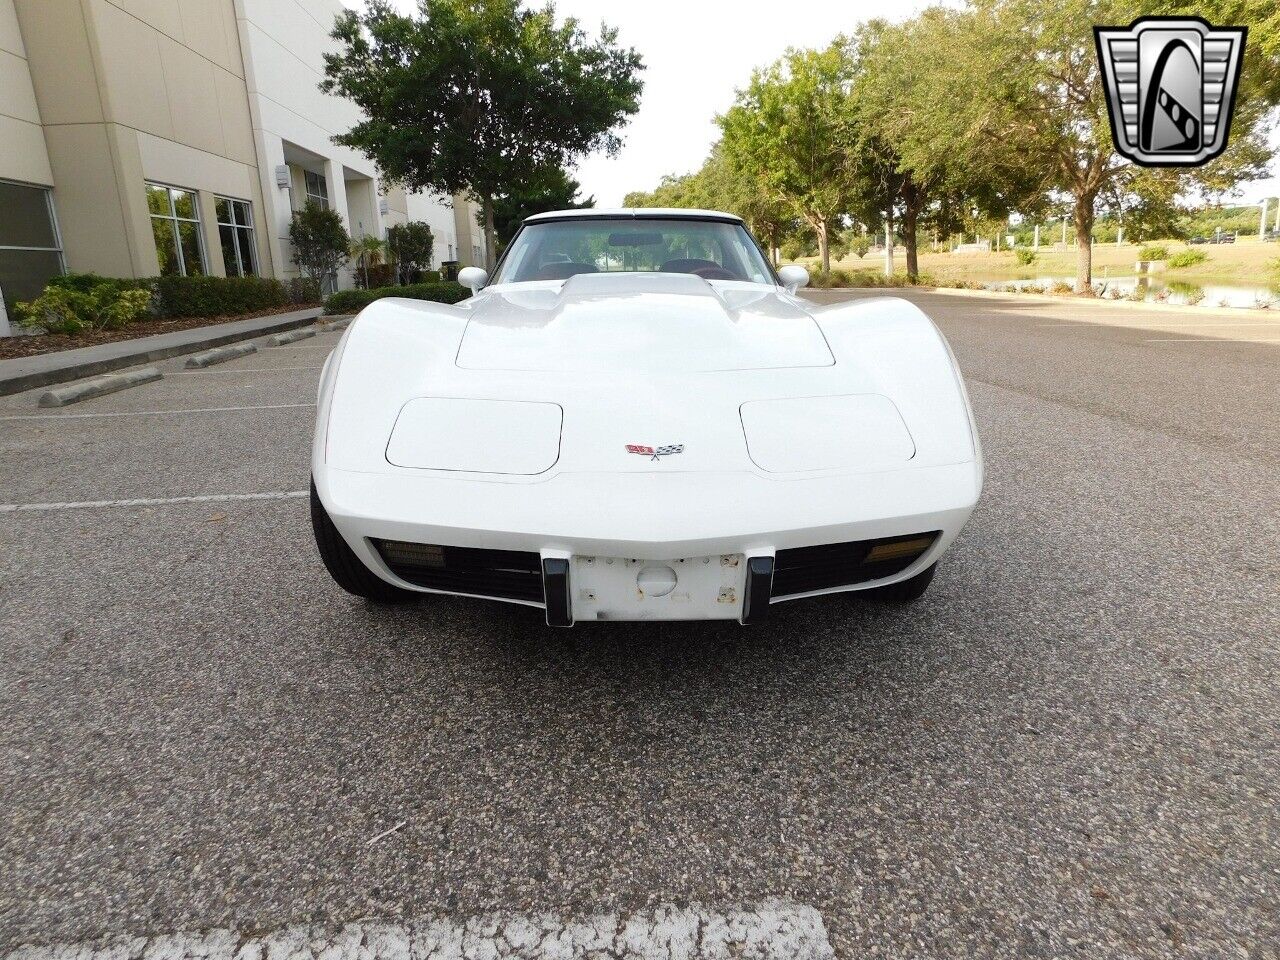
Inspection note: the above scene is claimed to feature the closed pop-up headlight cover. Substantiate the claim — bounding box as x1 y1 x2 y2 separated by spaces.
740 394 916 473
386 397 564 475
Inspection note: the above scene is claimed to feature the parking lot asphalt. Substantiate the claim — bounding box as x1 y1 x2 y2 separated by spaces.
1 291 1277 959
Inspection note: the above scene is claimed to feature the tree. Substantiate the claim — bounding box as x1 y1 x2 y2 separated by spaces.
385 222 435 284
718 42 857 272
349 234 386 289
322 0 643 269
912 0 1275 292
486 166 594 252
290 202 349 289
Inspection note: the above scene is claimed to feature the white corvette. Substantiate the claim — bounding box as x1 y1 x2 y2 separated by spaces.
311 209 982 625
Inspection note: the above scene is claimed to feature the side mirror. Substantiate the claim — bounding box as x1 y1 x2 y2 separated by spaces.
777 264 809 293
458 266 489 293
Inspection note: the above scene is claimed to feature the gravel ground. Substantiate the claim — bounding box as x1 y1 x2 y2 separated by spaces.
1 294 1276 959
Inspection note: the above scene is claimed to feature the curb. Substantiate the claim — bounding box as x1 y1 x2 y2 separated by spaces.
38 367 163 408
184 342 258 368
0 307 321 397
269 328 317 346
317 316 353 332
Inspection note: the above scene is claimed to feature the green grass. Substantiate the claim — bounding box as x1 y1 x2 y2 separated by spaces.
812 236 1280 290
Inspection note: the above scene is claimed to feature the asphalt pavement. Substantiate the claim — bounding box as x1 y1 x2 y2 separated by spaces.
1 290 1277 958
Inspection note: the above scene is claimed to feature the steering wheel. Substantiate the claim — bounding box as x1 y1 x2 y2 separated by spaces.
691 265 737 281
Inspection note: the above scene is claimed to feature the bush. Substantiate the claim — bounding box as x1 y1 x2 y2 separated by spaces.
805 268 933 289
153 275 288 318
1166 249 1207 268
48 272 153 296
286 276 322 305
16 284 152 334
1015 248 1038 266
422 269 442 283
1138 244 1170 261
324 281 470 315
290 202 349 285
361 263 397 289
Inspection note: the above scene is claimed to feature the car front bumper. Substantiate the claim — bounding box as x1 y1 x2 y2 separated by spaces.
316 461 981 624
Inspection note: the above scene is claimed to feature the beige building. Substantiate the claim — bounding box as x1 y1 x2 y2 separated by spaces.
0 0 483 321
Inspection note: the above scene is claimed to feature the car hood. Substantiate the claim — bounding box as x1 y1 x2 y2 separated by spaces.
455 272 834 373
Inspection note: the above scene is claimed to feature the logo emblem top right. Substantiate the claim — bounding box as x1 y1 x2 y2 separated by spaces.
1095 17 1246 167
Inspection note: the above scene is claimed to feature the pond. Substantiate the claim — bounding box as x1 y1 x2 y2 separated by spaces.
987 275 1280 309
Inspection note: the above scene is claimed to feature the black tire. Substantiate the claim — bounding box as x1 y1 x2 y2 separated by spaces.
310 480 418 603
863 562 937 603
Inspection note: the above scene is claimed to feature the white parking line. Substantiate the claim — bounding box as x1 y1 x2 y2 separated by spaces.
0 902 834 960
0 491 308 513
174 366 323 374
1145 337 1280 343
1037 321 1280 327
0 403 315 421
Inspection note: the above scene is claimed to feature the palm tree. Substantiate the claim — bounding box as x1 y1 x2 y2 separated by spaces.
350 234 386 289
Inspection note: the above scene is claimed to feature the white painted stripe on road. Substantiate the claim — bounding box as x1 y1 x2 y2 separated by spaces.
0 902 834 960
1038 321 1280 327
0 491 308 513
174 366 323 374
1144 337 1280 343
0 403 315 421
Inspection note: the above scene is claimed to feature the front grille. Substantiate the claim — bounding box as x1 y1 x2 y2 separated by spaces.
372 540 544 603
771 532 939 597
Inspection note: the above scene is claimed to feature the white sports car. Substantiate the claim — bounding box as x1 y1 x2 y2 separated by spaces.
311 209 982 625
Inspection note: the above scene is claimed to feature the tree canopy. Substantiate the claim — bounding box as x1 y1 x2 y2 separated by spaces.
322 0 642 267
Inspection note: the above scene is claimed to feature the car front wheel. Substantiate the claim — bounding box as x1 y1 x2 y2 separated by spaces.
310 480 418 603
863 563 937 603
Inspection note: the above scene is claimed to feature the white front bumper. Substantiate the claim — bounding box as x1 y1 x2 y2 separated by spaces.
316 460 982 618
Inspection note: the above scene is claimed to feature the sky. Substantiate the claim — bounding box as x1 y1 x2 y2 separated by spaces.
345 0 1280 211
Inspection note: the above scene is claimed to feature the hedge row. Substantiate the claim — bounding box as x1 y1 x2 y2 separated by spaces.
324 281 470 315
48 273 320 318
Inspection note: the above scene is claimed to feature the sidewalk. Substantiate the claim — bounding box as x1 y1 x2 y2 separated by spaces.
0 307 323 396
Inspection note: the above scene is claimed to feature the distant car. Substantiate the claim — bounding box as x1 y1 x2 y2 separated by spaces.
1209 233 1236 244
310 209 982 625
1189 236 1207 244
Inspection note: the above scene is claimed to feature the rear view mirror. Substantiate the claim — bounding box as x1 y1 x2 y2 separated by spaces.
778 264 809 293
458 266 488 292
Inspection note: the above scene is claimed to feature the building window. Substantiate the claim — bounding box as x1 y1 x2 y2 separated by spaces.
147 183 205 276
216 197 257 277
304 170 329 209
0 179 64 314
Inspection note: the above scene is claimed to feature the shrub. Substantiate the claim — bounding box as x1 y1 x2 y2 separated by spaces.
16 284 152 334
386 221 435 284
286 276 322 305
323 281 470 315
153 275 288 318
290 202 349 285
1015 248 1038 266
1138 244 1170 261
361 263 397 289
422 269 442 283
1167 249 1207 269
47 272 152 296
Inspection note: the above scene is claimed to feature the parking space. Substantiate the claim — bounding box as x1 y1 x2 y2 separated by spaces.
1 296 1277 958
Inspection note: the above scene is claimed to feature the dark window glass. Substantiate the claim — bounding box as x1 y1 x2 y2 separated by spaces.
152 217 180 275
171 189 197 220
0 249 64 313
146 184 172 217
0 181 59 248
219 224 239 276
237 227 257 275
177 220 204 276
215 197 231 223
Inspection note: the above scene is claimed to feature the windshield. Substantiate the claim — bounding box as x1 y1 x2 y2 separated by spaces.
493 218 777 284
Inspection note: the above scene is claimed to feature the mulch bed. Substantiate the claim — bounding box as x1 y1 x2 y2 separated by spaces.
0 305 321 362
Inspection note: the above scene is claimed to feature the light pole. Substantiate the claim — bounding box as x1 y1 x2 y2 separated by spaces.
1261 199 1270 239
